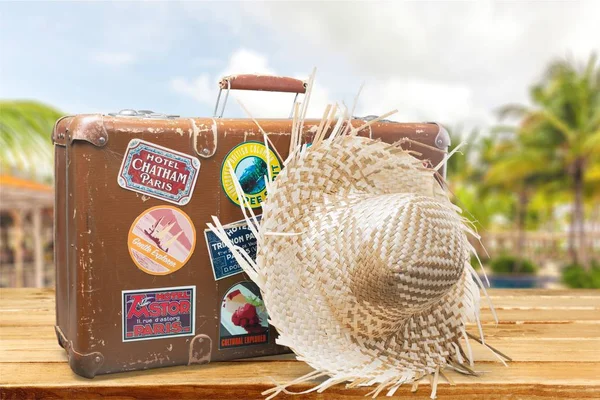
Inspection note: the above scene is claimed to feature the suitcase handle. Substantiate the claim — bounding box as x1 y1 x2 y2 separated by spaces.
219 74 307 93
213 74 307 118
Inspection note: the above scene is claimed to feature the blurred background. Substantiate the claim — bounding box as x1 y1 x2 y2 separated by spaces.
0 1 598 289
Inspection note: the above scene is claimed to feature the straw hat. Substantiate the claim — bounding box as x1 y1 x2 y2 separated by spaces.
208 101 506 398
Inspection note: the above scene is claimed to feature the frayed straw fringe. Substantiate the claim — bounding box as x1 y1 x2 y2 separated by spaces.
265 369 452 400
206 71 507 398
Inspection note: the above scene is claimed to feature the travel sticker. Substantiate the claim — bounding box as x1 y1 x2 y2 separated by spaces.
221 141 281 208
204 216 261 281
128 205 196 275
122 286 195 342
220 281 269 349
118 139 200 206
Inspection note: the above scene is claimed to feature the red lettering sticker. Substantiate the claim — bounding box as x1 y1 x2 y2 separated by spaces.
118 139 200 206
123 286 195 342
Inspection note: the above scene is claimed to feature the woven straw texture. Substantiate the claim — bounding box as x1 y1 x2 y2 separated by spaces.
208 97 502 398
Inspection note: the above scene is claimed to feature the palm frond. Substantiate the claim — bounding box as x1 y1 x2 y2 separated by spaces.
495 103 529 120
581 130 600 156
0 100 63 183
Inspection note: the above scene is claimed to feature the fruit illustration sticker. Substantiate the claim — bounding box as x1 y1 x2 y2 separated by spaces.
122 286 195 342
221 141 281 208
219 281 269 349
128 205 196 275
118 139 200 206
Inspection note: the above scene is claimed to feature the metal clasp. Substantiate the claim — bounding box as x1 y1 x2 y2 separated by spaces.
212 80 231 118
212 81 301 119
107 110 179 119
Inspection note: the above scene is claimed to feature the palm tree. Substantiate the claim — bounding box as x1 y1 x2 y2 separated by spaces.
497 54 600 267
447 130 516 231
484 136 562 269
0 100 63 183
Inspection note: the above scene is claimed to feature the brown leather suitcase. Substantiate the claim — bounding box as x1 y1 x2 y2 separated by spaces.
53 75 450 378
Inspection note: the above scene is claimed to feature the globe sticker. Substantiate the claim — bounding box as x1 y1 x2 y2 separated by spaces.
221 141 281 209
128 205 196 275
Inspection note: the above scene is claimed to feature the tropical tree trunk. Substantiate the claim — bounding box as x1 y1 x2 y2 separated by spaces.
573 158 587 269
515 189 528 273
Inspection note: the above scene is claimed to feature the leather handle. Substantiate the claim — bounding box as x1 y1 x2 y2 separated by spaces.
218 75 307 94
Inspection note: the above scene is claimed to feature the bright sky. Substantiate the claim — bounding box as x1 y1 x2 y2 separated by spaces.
1 1 598 130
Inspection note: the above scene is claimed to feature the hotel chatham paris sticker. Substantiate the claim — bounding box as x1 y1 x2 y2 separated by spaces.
118 139 200 206
128 206 196 276
221 141 281 208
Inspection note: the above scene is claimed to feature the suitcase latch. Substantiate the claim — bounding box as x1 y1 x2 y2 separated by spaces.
192 118 218 159
107 109 180 119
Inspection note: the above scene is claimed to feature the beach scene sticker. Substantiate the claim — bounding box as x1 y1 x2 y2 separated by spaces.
221 141 281 209
128 205 196 275
219 281 269 349
118 139 200 206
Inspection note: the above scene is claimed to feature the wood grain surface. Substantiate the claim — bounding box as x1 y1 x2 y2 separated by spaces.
1 288 599 399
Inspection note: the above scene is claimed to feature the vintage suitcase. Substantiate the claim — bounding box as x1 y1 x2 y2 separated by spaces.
53 75 450 378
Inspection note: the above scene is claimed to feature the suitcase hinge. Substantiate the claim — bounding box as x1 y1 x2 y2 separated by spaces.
52 115 72 147
53 115 110 148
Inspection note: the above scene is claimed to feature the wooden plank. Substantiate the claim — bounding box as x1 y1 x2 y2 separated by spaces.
2 323 599 342
3 288 599 309
480 308 600 323
2 335 598 363
0 288 55 311
2 338 598 363
487 296 600 308
1 288 600 399
3 307 599 328
486 289 600 297
1 288 599 304
0 311 53 327
0 361 598 399
478 323 600 339
2 288 599 312
0 326 58 340
4 324 600 364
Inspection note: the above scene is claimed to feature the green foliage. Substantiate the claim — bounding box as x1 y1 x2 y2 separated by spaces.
0 100 63 182
489 254 538 275
246 294 264 308
562 261 600 288
453 184 513 229
446 129 518 231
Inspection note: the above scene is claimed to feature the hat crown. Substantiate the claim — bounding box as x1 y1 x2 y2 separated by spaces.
341 194 469 336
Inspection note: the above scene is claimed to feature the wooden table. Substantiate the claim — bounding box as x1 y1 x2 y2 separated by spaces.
1 288 599 399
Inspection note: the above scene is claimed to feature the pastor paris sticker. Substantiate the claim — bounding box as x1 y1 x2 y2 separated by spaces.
118 139 200 206
128 205 196 276
221 141 281 209
122 286 196 342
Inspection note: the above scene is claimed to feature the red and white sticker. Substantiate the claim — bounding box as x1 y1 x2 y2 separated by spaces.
128 205 196 275
122 286 196 342
118 139 200 206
